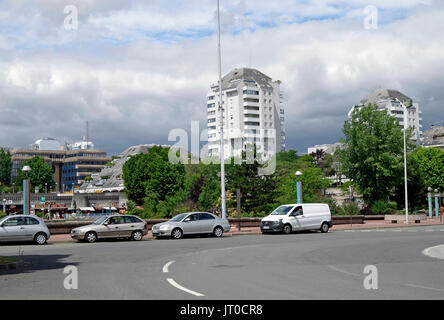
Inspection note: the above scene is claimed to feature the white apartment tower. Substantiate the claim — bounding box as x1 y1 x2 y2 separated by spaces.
206 68 286 160
348 89 423 144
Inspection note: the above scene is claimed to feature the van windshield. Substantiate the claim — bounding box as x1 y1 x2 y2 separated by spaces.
270 206 294 215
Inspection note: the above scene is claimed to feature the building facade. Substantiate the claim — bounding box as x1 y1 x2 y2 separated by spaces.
11 139 110 191
423 125 444 150
307 143 344 156
348 89 423 144
206 68 285 160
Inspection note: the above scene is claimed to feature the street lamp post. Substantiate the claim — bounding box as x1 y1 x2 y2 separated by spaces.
428 187 433 219
435 189 439 218
295 171 303 204
2 199 6 215
22 166 31 215
217 0 226 219
45 183 47 194
396 98 409 224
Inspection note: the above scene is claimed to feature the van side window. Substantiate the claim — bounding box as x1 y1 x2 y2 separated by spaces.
292 206 303 216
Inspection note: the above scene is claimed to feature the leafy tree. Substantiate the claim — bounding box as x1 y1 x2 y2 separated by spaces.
337 104 412 205
411 147 444 191
226 151 278 214
277 167 331 204
276 150 299 162
122 146 185 205
0 149 12 187
393 153 427 210
14 156 55 192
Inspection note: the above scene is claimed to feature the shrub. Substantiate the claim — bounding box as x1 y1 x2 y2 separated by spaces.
370 200 396 215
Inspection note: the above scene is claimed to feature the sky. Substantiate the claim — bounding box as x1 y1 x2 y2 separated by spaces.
0 0 443 156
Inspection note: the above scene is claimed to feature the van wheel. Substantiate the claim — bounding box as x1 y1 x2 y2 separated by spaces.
283 224 292 234
320 223 329 233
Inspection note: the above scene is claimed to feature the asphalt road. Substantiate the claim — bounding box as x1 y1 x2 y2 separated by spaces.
1 226 444 300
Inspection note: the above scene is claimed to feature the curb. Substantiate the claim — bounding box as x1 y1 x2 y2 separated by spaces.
0 259 23 272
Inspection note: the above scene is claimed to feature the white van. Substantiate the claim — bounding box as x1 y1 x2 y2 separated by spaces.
261 203 332 234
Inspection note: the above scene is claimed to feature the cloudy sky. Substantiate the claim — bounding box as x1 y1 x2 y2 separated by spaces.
0 0 443 156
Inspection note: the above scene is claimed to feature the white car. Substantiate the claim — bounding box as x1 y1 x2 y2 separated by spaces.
261 203 332 234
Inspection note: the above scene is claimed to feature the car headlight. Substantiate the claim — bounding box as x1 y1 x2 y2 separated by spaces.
160 225 172 230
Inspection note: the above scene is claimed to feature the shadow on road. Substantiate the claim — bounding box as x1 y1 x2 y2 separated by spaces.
0 254 78 276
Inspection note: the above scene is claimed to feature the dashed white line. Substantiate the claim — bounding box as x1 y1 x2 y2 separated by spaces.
163 260 175 273
166 278 205 297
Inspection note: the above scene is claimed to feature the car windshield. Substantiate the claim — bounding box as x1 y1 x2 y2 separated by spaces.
170 213 188 222
270 206 294 215
93 216 109 225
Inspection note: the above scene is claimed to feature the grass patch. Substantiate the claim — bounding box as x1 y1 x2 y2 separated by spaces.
0 256 18 264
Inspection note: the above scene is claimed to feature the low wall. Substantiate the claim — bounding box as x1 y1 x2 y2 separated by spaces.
45 215 375 235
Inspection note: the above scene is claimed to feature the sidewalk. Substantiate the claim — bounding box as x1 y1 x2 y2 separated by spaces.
47 218 444 244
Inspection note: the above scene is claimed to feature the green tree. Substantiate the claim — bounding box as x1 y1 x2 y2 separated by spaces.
14 156 55 192
411 147 444 191
0 149 12 187
226 152 278 214
122 146 186 205
337 104 412 205
277 167 331 204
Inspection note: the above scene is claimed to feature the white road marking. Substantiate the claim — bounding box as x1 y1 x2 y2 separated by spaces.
422 244 444 260
405 284 444 293
163 260 175 273
166 278 205 297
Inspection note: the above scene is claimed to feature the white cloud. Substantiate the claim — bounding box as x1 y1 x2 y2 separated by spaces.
0 1 443 154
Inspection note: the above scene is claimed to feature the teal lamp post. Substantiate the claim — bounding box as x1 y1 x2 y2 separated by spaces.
296 171 303 204
22 166 31 215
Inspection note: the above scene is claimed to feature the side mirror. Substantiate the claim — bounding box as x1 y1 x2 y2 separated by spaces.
184 218 190 222
103 221 109 226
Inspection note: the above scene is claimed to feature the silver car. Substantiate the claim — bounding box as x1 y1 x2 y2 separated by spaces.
71 215 148 243
152 212 231 239
0 215 50 245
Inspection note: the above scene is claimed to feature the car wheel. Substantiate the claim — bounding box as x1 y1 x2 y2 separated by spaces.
34 232 47 245
172 228 183 239
85 231 97 243
283 224 292 234
213 226 224 238
131 230 143 241
320 223 329 233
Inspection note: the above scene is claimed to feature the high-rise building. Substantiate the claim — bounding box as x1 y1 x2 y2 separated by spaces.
206 68 285 160
348 89 423 144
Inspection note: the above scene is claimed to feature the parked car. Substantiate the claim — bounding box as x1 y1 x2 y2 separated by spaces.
261 203 332 234
0 215 50 245
152 212 231 239
70 215 148 243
